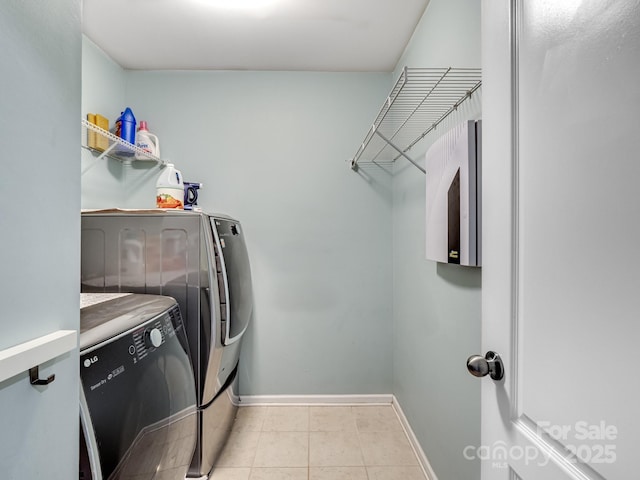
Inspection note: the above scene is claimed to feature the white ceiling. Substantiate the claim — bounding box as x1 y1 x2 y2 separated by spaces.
82 0 429 72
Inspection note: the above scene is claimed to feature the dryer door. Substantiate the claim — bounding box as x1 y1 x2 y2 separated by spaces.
80 307 197 480
210 217 253 345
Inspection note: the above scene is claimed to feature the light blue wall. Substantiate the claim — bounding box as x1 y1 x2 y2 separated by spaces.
81 37 128 208
80 56 395 394
0 0 81 478
391 0 482 479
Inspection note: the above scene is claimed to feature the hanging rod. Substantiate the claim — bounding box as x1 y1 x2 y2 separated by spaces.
350 67 482 174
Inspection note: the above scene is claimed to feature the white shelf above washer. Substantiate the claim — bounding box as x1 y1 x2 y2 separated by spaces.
82 118 166 166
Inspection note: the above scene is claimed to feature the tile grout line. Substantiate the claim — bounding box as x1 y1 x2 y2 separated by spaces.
353 405 373 480
250 405 267 475
308 406 311 480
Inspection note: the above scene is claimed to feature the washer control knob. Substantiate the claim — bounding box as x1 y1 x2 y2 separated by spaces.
145 328 163 348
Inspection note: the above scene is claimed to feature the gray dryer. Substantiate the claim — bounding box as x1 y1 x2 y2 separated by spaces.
79 293 197 480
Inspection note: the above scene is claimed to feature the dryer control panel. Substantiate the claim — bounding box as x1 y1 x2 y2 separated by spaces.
130 308 180 362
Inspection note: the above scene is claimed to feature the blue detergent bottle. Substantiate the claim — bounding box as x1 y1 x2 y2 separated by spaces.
114 107 136 156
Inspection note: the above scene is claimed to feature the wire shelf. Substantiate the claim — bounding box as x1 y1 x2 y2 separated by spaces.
350 67 482 172
81 118 165 165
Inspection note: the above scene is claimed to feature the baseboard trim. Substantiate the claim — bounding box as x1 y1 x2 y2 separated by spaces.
391 395 439 480
237 394 393 406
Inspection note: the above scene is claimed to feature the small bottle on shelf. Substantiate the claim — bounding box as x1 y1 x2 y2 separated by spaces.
135 121 161 159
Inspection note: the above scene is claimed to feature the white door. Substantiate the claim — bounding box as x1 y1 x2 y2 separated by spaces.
478 1 640 479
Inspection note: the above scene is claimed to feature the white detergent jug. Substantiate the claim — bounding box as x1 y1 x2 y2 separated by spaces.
135 121 160 159
156 163 184 209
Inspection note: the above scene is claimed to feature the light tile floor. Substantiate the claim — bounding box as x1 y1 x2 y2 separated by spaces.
210 405 427 480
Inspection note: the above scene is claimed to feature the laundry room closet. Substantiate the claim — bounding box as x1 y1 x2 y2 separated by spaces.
81 1 482 479
83 2 481 476
1 0 481 479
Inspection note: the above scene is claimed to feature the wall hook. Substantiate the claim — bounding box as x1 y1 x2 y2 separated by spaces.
29 366 55 386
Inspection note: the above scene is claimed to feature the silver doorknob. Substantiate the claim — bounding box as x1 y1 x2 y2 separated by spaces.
467 351 504 381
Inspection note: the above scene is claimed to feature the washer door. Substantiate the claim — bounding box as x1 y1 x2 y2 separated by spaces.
80 308 197 480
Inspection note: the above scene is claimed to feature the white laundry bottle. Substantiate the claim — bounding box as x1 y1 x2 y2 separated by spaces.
156 163 184 209
135 121 160 159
